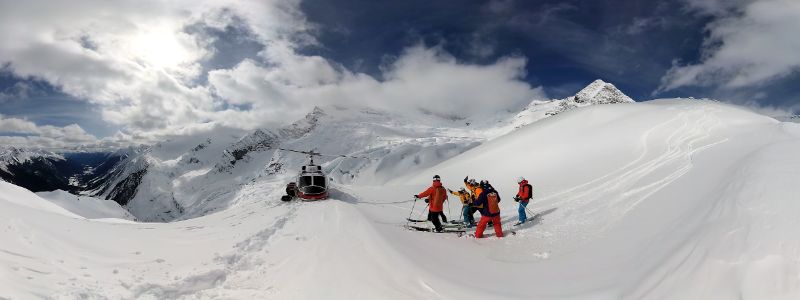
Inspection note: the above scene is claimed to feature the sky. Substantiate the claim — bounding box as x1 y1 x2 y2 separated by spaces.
0 0 798 149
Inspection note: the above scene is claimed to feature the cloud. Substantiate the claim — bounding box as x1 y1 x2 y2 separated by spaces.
0 0 545 147
0 114 98 148
658 0 800 92
208 44 544 129
0 0 308 134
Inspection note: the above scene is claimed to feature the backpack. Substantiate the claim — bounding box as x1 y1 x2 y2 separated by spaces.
487 192 500 214
524 184 532 200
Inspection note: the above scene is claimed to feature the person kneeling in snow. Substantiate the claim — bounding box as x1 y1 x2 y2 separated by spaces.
415 175 448 232
448 187 475 228
513 177 533 226
473 181 503 238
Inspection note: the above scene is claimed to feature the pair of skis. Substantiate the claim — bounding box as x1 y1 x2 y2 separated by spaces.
405 218 518 237
405 218 467 234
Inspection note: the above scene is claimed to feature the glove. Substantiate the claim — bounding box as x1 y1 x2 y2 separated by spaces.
424 199 429 203
447 189 453 193
413 195 419 201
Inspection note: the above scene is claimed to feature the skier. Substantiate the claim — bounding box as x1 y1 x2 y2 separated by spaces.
473 181 503 238
415 175 448 232
448 187 475 227
463 176 480 225
513 177 533 226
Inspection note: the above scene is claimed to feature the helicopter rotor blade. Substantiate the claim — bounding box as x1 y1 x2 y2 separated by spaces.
271 146 375 160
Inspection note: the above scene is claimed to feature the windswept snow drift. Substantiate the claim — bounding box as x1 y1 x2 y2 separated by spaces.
1 99 799 299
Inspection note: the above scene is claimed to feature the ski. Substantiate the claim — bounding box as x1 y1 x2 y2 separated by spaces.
404 225 466 233
512 212 542 226
407 219 466 229
465 231 515 238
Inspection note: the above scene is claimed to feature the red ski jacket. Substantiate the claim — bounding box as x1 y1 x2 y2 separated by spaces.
417 181 448 212
516 180 532 203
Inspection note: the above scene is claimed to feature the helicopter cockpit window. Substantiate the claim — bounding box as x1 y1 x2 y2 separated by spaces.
313 176 326 188
299 176 313 187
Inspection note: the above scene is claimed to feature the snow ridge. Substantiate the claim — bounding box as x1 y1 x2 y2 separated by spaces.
0 147 64 173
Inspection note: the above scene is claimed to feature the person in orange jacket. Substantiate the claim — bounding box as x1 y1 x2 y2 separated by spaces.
415 175 448 232
473 181 503 238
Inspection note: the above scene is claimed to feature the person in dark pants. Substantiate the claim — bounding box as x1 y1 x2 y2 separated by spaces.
415 175 449 232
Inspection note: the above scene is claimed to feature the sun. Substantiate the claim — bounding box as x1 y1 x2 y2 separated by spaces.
129 27 194 70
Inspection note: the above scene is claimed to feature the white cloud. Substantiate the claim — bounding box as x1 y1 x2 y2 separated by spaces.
658 0 800 91
0 115 39 133
208 44 544 129
0 0 307 132
0 114 98 148
0 0 544 147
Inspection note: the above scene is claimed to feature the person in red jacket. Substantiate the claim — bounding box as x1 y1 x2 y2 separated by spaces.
513 177 533 225
415 175 448 232
473 181 503 238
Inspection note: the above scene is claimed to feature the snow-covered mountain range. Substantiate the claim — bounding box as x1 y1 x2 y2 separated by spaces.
52 79 632 221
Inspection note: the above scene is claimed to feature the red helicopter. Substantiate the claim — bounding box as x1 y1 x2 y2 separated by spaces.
278 148 369 201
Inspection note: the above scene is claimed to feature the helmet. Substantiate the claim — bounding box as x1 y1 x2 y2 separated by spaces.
479 180 487 188
516 176 525 183
469 179 477 185
433 175 441 181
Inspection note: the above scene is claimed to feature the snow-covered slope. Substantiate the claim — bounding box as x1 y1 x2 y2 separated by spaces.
2 99 799 299
36 190 135 221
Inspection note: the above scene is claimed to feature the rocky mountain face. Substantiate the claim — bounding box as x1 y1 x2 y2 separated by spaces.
0 148 70 192
0 148 129 193
546 79 635 116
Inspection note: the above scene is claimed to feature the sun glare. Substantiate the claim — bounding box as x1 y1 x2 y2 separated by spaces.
130 28 192 69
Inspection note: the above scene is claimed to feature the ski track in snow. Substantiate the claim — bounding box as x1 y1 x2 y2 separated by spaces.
532 104 727 244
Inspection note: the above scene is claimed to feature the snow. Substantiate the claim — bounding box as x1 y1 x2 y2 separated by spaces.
2 98 800 299
36 190 135 221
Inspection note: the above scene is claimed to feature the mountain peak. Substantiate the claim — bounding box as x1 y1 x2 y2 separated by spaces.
573 79 634 104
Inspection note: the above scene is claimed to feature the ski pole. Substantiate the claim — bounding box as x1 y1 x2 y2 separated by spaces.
447 197 452 222
524 202 536 219
407 196 418 226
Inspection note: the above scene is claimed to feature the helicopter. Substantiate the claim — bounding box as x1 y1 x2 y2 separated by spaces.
276 148 370 202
